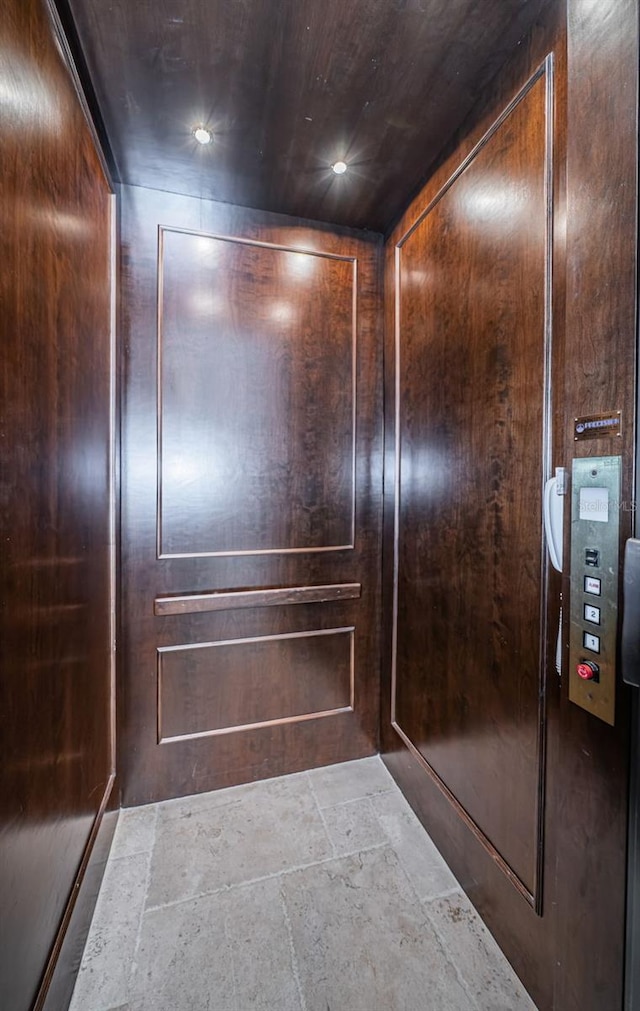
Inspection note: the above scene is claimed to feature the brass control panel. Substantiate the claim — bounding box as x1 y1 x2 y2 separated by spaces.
569 456 621 725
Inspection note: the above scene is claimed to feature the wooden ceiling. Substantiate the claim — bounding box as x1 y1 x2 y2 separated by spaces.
65 0 551 232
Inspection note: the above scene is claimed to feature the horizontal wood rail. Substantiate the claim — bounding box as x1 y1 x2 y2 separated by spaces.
154 582 362 616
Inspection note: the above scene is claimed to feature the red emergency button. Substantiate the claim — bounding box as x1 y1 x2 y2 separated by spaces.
577 661 599 681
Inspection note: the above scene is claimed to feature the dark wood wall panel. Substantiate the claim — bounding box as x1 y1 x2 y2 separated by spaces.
393 72 549 902
382 8 566 1009
384 0 639 1006
553 1 639 1008
120 185 383 805
158 230 355 556
0 1 115 1009
158 627 354 741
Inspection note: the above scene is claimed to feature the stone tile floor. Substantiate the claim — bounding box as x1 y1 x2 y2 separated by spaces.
70 757 537 1011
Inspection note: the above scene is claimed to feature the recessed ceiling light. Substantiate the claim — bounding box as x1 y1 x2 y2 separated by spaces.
331 160 348 175
193 126 213 145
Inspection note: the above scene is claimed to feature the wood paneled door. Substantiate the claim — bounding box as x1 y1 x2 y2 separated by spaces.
120 186 383 805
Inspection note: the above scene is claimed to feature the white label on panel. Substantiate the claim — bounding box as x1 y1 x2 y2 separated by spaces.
584 576 601 595
584 604 601 625
579 486 609 523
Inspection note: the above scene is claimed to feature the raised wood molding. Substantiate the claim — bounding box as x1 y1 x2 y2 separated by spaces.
153 227 353 562
154 582 362 615
119 184 382 805
157 627 355 743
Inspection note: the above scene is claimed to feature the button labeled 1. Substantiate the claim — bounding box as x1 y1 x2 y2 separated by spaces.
584 603 601 625
583 631 601 653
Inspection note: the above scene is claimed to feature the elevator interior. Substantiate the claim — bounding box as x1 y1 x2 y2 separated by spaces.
1 0 638 1009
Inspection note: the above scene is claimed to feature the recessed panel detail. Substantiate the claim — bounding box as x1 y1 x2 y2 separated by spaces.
158 627 354 742
392 68 551 905
158 229 356 557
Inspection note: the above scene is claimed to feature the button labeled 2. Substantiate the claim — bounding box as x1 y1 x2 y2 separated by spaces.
584 604 601 625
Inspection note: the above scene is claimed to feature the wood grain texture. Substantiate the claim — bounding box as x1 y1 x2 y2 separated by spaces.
40 804 119 1011
120 185 383 805
158 230 355 556
554 0 638 1008
384 0 639 1006
0 1 114 1009
393 69 550 902
382 7 566 1008
158 628 354 741
155 583 362 615
65 0 551 232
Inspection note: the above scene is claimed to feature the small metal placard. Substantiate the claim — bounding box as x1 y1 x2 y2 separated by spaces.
574 411 622 441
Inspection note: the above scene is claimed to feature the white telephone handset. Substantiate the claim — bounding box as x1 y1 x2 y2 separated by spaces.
544 467 567 673
544 470 565 572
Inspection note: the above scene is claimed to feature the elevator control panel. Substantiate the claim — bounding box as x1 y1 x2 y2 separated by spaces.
569 456 621 725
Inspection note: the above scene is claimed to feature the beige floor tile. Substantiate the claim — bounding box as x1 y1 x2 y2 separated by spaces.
320 795 388 856
147 773 332 908
281 846 476 1011
307 756 395 808
69 852 150 1011
371 788 459 901
110 804 158 860
130 878 302 1011
426 891 537 1011
225 878 303 1010
129 895 235 1011
71 759 539 1011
